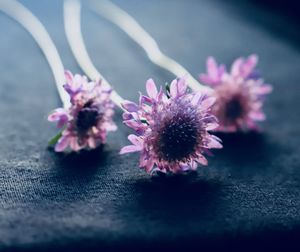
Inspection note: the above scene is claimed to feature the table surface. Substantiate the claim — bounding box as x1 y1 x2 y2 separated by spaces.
0 0 300 251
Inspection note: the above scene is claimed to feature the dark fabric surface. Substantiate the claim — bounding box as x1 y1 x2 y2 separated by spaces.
0 0 300 251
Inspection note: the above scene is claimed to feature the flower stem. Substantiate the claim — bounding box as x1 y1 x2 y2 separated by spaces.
87 0 212 93
64 0 124 109
0 0 71 109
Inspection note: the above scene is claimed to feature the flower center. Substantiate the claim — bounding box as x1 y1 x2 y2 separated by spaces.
76 106 99 133
156 114 199 162
225 95 244 120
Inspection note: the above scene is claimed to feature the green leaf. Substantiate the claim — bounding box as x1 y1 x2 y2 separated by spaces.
165 82 171 98
48 131 63 146
140 119 149 125
165 82 170 92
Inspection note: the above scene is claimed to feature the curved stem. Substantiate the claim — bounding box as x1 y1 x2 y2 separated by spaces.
64 0 124 109
0 0 70 109
88 0 212 93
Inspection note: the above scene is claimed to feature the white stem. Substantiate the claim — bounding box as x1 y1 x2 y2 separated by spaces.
88 0 212 93
64 0 124 109
0 0 70 109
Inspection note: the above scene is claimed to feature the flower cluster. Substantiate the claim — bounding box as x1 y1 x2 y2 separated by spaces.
120 77 222 174
200 55 272 132
48 71 116 152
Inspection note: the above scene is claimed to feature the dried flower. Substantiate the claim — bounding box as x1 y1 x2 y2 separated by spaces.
200 55 272 132
48 71 116 152
120 77 222 174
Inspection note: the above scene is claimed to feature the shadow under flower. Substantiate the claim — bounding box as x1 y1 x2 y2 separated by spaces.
48 144 110 181
128 172 223 224
215 131 268 166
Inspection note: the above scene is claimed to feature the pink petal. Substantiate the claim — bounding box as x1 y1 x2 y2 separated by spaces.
145 159 155 173
128 134 143 147
199 74 214 85
120 145 142 154
241 54 258 78
207 137 223 149
207 57 218 78
249 111 266 121
124 120 144 131
247 120 261 132
169 79 178 97
107 123 117 132
231 57 243 77
48 108 65 121
196 155 208 166
48 108 69 128
64 70 73 84
201 97 216 110
176 76 188 96
206 122 219 131
146 79 158 99
88 137 97 149
190 161 198 170
191 92 204 106
169 76 187 98
258 84 273 95
70 137 81 151
55 135 70 152
157 86 164 101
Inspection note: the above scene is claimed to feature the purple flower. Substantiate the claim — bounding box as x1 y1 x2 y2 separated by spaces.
200 55 272 132
120 77 222 174
48 71 117 152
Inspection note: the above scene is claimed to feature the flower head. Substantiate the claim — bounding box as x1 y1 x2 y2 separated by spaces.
48 71 116 152
120 77 222 174
200 55 272 132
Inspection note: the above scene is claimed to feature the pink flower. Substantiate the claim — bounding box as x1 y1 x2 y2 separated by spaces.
199 57 226 86
120 77 222 174
48 71 117 152
200 55 272 132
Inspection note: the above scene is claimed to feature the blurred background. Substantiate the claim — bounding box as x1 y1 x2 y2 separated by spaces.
0 0 299 251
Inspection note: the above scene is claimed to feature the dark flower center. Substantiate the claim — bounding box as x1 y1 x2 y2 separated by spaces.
157 114 199 162
76 106 99 133
225 96 244 120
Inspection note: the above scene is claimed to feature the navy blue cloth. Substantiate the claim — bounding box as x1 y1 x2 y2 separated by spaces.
0 0 300 251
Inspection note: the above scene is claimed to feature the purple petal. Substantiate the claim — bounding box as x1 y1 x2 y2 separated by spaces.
139 94 152 104
122 100 139 112
122 112 133 120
